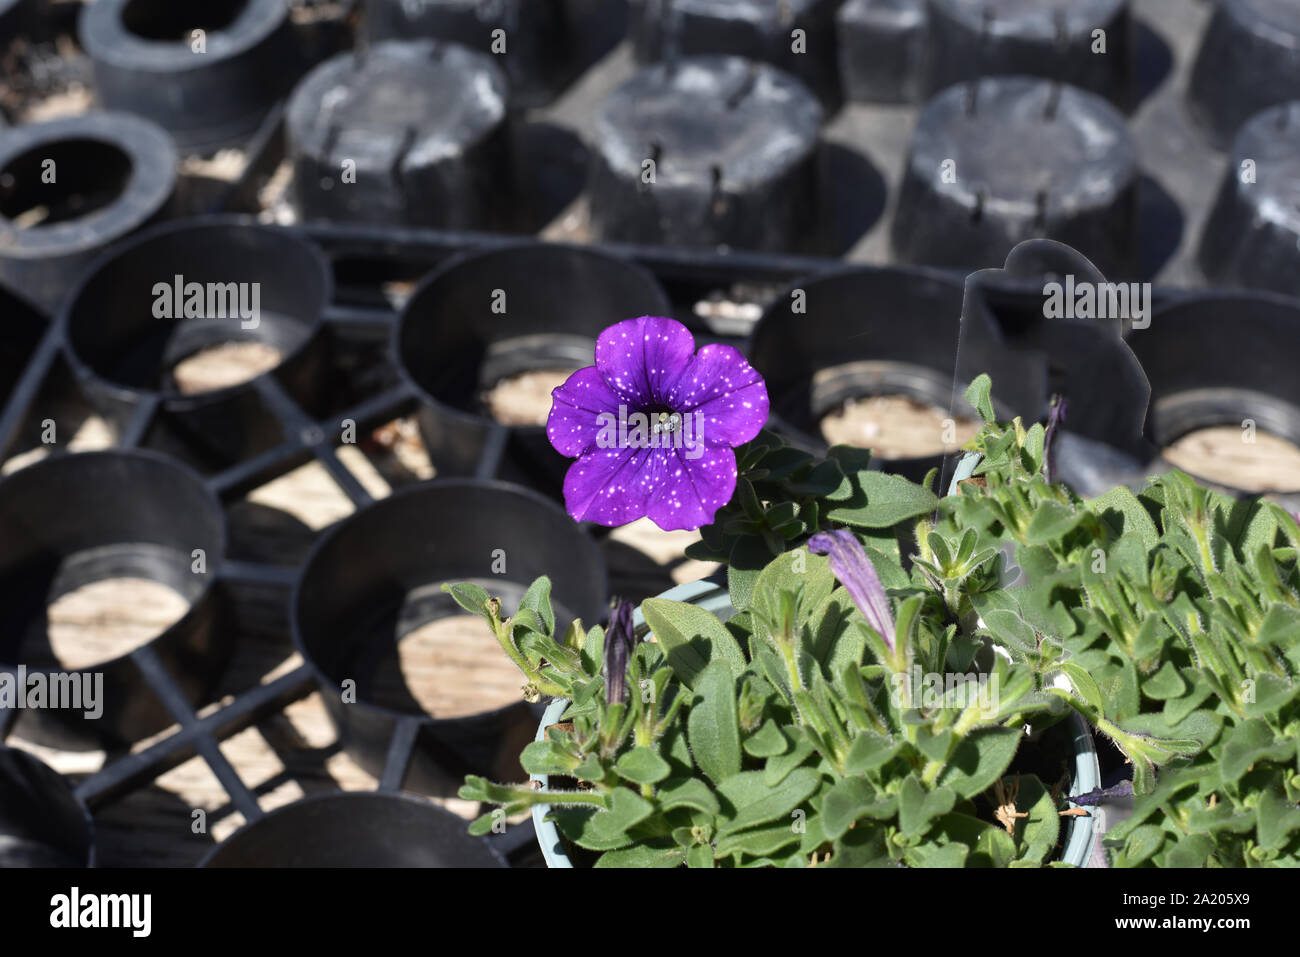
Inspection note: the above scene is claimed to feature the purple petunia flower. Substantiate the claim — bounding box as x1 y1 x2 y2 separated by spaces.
808 529 896 653
547 316 769 531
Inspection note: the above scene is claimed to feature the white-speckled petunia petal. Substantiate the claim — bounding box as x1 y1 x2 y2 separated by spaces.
644 445 737 532
547 366 623 458
664 343 769 447
594 315 696 406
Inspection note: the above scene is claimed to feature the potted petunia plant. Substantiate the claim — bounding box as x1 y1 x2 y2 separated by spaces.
451 318 1300 867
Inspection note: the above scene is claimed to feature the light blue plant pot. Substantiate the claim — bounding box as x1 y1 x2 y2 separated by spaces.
951 451 1101 868
532 479 1101 867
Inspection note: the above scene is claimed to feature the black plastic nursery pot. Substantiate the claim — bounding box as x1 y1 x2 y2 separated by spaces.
1127 290 1300 496
362 0 574 109
1187 0 1300 149
892 75 1139 278
0 743 94 867
747 264 970 482
291 478 608 795
835 0 928 104
0 112 177 314
628 0 844 106
1198 101 1300 297
395 241 672 496
0 283 45 409
198 791 505 867
79 0 301 152
586 55 824 253
62 217 332 467
0 450 228 750
286 39 512 230
924 0 1134 108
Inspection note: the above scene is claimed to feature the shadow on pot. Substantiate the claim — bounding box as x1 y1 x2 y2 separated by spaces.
197 791 504 867
0 743 94 867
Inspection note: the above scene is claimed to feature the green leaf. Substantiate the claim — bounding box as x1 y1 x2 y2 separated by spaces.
686 843 715 868
906 842 970 868
1088 486 1159 551
687 660 742 784
1025 502 1082 544
897 775 957 836
714 823 801 860
1219 718 1294 784
1059 660 1105 715
1160 833 1215 868
641 598 747 688
443 582 492 623
727 535 774 611
594 843 687 868
930 812 1016 867
937 727 1024 799
765 727 816 785
1010 774 1060 865
519 576 556 636
827 471 939 529
1113 824 1165 866
716 768 821 835
844 730 899 774
821 777 896 840
615 746 672 784
551 788 655 851
743 720 791 758
658 777 720 816
1257 787 1300 850
520 739 578 776
1141 660 1187 700
965 374 995 423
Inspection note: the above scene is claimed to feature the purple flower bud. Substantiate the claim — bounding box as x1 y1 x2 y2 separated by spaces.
1045 396 1068 484
603 600 636 705
1070 780 1133 807
808 530 896 653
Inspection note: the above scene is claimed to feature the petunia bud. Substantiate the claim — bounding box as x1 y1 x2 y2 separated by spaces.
808 529 896 653
603 600 636 705
1044 395 1068 484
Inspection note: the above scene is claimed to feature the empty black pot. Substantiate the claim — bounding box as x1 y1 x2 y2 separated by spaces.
62 217 332 467
291 478 608 794
198 792 504 867
395 241 671 495
80 0 301 151
0 450 227 749
0 744 94 867
748 264 968 481
1128 291 1300 491
0 112 176 314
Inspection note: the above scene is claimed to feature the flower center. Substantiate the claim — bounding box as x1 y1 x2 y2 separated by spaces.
652 411 682 435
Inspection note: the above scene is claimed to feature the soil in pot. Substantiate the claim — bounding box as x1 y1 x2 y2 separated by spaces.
480 367 577 428
820 393 980 458
1162 425 1300 494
